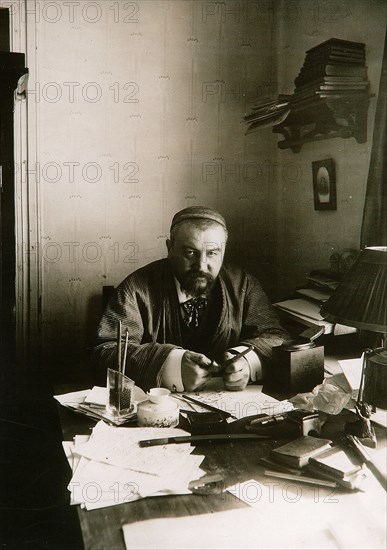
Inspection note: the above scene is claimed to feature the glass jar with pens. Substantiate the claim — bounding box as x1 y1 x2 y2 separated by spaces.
106 321 135 419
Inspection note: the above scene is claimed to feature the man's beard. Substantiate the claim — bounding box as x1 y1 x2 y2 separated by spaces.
179 270 215 298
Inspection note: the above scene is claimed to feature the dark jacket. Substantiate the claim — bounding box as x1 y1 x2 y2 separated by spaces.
93 259 288 390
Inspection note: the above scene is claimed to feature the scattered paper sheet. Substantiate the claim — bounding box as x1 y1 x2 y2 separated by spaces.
55 389 90 405
65 421 206 510
122 474 386 550
54 385 147 425
84 386 108 405
75 421 194 473
338 356 363 393
173 377 289 419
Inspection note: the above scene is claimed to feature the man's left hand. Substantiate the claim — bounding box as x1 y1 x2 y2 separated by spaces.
221 350 250 392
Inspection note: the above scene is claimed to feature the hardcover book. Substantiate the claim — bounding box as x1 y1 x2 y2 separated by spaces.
308 447 362 478
270 436 332 468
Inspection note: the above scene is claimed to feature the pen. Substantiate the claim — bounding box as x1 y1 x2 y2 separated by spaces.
249 413 286 427
182 394 237 420
210 345 255 375
139 433 269 447
220 345 255 369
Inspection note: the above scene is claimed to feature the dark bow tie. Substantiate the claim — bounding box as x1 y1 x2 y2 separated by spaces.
181 297 208 329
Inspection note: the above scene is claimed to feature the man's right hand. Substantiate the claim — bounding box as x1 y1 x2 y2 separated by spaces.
181 351 213 391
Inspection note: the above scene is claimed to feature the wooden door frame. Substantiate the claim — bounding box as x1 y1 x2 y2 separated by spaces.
9 1 41 367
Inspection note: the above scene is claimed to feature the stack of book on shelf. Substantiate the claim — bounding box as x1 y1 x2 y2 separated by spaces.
292 38 370 108
244 94 292 134
262 435 368 491
274 269 356 335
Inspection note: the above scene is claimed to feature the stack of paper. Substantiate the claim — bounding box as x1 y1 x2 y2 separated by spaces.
244 94 292 133
273 298 335 333
63 421 206 510
55 385 147 425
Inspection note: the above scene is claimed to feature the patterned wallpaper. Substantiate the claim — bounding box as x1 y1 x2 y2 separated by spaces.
24 0 385 379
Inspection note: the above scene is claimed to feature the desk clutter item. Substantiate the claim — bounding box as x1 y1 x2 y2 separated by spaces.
137 388 179 428
273 267 358 336
106 368 135 420
308 446 362 478
271 337 324 392
139 433 267 447
268 435 370 491
307 446 368 491
247 410 321 438
185 411 228 434
270 435 332 468
54 385 145 426
63 422 207 510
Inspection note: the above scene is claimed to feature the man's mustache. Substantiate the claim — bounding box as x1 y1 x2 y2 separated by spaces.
186 270 213 282
180 270 215 297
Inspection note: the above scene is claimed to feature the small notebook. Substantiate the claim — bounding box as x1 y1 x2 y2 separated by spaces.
308 447 362 479
270 436 332 468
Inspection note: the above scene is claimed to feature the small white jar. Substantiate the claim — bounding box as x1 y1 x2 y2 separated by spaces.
137 388 179 428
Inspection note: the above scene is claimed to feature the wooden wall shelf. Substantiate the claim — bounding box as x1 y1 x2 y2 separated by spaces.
272 93 373 153
244 39 373 153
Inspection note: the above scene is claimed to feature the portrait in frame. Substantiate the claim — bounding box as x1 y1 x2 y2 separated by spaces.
312 159 337 211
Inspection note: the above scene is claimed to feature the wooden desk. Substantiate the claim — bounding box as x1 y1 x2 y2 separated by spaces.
56 348 386 550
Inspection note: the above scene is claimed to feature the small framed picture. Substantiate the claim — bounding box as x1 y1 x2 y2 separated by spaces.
312 159 336 211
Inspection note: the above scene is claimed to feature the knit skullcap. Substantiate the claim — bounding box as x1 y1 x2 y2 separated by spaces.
170 206 227 232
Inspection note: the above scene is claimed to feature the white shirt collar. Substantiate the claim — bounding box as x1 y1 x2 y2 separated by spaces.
174 277 194 303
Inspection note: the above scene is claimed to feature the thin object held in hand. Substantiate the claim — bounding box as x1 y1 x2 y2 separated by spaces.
210 345 255 375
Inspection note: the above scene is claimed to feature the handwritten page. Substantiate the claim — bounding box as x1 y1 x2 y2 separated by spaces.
172 378 289 419
65 421 206 510
75 421 194 475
